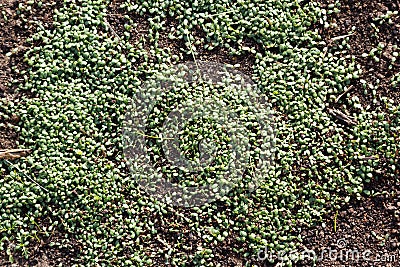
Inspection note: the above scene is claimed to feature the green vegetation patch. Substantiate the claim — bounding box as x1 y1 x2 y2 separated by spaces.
0 0 399 266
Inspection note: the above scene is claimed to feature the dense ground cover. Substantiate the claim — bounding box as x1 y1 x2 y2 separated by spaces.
0 0 399 266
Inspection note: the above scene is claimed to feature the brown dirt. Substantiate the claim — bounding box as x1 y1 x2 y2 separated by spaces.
297 180 400 267
322 0 400 108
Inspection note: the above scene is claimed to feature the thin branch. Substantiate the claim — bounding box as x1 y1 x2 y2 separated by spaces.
330 33 354 42
335 85 354 103
203 10 236 18
0 149 31 160
135 130 174 140
4 159 49 192
186 33 208 94
107 13 124 17
103 17 121 41
327 108 357 125
186 34 200 72
359 155 380 160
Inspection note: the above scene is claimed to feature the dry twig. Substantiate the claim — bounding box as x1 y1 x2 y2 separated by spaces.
327 108 357 125
335 85 354 103
330 33 354 42
0 149 31 160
